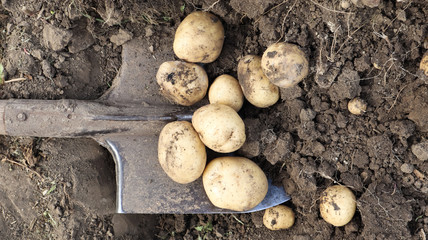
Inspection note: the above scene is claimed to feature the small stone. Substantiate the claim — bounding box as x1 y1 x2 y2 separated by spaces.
415 181 422 189
411 141 428 161
110 29 133 46
145 26 153 37
400 163 414 174
396 9 406 22
341 0 351 9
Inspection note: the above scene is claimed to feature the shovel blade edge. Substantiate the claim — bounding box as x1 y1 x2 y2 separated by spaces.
96 135 290 214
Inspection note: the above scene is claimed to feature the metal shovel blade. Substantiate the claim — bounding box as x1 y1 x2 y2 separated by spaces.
95 134 290 214
0 38 290 214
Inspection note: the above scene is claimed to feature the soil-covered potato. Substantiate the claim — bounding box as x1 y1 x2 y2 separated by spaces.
158 121 206 184
156 61 208 106
173 11 224 63
420 51 428 76
202 156 268 211
237 55 279 108
261 42 309 88
192 104 245 153
320 185 356 226
263 205 295 230
348 97 367 115
208 74 244 111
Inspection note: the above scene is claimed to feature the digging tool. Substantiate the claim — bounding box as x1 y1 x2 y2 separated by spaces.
0 39 289 213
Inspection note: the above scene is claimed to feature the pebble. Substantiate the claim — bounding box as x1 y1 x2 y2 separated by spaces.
341 0 351 9
411 141 428 161
400 163 414 174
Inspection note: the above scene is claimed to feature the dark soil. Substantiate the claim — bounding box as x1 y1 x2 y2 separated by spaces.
0 0 427 239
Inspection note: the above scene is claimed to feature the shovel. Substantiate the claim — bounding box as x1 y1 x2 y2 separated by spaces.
0 39 289 214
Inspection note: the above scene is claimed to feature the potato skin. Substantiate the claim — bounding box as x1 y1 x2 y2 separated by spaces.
263 205 295 230
156 61 208 106
348 97 367 115
237 55 279 108
173 11 224 63
208 74 244 112
158 121 206 184
320 185 356 226
192 104 245 153
261 42 309 88
420 51 428 77
202 157 268 211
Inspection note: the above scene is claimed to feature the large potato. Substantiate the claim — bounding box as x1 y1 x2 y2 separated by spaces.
158 121 206 184
203 156 268 211
208 74 244 112
320 185 356 226
192 104 245 153
261 42 309 88
156 61 208 106
173 11 224 63
237 55 279 108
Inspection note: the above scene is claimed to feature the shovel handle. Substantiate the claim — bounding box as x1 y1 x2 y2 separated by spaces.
0 99 191 138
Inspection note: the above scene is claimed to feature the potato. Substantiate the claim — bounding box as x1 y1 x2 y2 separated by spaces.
203 156 268 211
261 42 309 88
156 61 208 106
173 11 224 63
237 55 279 108
420 51 428 77
158 121 206 184
320 185 356 226
263 205 295 230
192 104 245 153
348 97 367 115
208 74 244 111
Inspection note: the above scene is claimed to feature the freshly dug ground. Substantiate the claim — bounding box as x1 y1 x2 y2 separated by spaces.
0 0 427 239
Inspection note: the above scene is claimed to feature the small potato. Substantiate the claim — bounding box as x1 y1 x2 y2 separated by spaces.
203 156 268 211
208 74 244 112
320 185 356 227
261 42 309 88
263 205 295 230
173 11 224 63
158 121 206 184
348 97 367 115
192 104 246 153
237 55 279 108
420 51 428 77
156 61 208 106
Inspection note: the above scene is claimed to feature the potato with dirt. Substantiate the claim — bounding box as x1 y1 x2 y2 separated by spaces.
261 42 309 88
208 74 244 112
320 185 356 226
156 61 208 106
203 156 268 211
263 205 295 230
158 121 206 184
237 55 279 108
192 104 246 153
173 11 224 63
348 97 367 115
